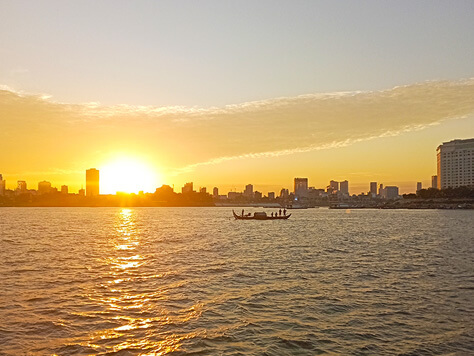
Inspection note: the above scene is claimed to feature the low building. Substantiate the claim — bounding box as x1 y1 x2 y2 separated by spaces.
380 186 399 199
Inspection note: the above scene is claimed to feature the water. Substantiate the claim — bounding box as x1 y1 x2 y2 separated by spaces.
0 207 473 355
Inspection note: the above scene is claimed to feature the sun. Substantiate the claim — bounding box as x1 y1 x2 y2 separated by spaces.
100 158 161 194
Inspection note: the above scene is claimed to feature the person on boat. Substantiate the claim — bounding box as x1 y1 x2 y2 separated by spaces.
283 208 286 216
242 209 244 217
271 212 274 217
279 209 282 216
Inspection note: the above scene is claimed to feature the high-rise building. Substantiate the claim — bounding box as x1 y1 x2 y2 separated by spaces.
370 182 377 196
329 180 339 191
416 182 422 192
61 185 69 194
243 184 254 198
340 180 349 195
199 187 207 194
280 188 289 198
378 184 384 196
17 180 27 191
437 138 474 189
0 174 5 196
294 178 308 197
431 175 438 189
213 187 219 197
182 182 193 194
268 192 275 199
38 181 52 194
86 168 100 197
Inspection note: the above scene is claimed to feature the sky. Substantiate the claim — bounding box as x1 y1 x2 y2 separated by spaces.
1 0 474 194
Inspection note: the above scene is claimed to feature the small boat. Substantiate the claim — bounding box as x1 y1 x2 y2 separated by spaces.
232 210 291 220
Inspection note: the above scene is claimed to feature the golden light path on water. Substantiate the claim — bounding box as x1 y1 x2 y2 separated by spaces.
73 209 202 355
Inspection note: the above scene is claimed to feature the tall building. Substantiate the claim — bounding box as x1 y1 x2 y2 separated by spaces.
267 192 275 199
280 188 289 198
86 168 100 197
38 181 52 194
182 182 193 194
61 185 68 194
0 174 5 196
431 175 438 189
437 138 474 189
340 180 349 195
199 187 207 194
416 182 422 192
294 178 308 197
378 184 384 195
370 182 377 196
213 187 219 197
329 180 339 191
17 180 27 193
243 184 254 198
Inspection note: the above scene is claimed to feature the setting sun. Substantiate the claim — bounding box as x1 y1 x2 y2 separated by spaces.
100 158 160 194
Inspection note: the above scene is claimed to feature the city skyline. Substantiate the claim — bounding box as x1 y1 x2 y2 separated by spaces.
1 137 473 195
1 1 474 195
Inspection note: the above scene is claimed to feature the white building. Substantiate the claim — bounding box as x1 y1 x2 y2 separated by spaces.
437 138 474 189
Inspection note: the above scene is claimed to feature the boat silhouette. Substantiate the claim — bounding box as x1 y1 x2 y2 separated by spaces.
232 210 291 220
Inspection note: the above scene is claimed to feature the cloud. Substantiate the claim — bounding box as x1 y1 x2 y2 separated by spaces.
1 78 474 175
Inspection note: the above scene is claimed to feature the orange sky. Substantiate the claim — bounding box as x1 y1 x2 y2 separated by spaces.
1 79 474 194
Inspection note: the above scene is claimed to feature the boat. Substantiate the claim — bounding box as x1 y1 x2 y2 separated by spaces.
232 210 291 220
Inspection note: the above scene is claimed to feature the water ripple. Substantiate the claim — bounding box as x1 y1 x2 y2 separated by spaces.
0 207 473 355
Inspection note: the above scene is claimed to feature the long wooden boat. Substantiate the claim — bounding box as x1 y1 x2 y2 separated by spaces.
232 210 291 220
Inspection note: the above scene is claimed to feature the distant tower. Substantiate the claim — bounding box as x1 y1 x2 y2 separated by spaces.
213 187 219 197
0 174 5 196
61 185 69 194
86 168 100 197
431 175 438 189
243 184 254 198
294 178 308 197
370 182 377 196
340 180 349 195
416 182 422 192
280 188 289 198
17 180 27 193
329 180 339 191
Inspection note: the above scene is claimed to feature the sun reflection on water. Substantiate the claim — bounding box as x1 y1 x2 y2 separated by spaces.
76 208 199 354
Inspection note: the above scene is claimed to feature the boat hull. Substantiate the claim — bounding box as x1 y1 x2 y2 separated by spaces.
232 210 291 220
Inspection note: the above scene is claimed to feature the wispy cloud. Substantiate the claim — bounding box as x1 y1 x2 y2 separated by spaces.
1 79 473 175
